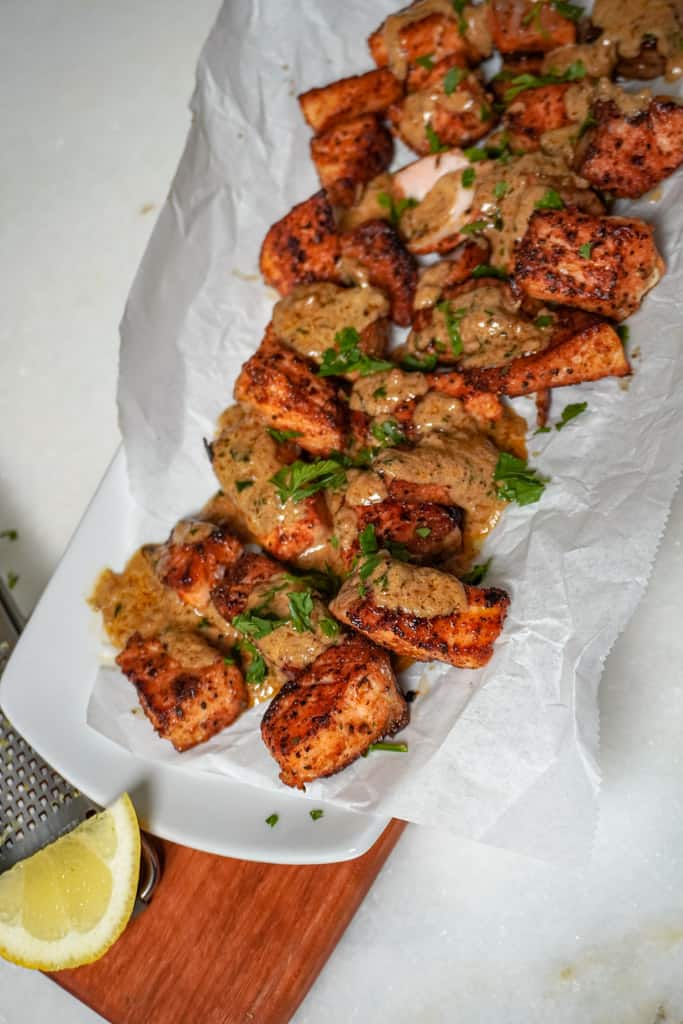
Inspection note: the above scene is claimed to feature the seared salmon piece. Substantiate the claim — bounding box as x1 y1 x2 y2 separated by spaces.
311 114 393 207
462 320 630 395
504 83 572 152
299 68 403 133
412 241 490 310
211 552 281 623
116 631 247 752
368 11 475 72
261 635 408 789
573 97 683 199
354 499 464 564
488 0 576 54
260 191 340 295
514 208 665 320
388 59 495 155
339 219 418 326
330 555 509 669
209 405 330 565
152 520 243 611
234 328 347 455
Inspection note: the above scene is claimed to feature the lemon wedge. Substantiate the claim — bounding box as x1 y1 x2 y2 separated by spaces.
0 792 140 970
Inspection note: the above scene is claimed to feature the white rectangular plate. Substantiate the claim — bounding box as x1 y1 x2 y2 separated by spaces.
0 448 388 864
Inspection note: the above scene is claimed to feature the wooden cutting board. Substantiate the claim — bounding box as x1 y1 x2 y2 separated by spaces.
50 820 405 1024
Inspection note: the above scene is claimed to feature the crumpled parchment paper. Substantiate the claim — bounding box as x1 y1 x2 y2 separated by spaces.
87 0 683 862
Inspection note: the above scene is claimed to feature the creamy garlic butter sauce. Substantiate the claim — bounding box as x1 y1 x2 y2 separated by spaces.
272 283 388 361
244 576 333 672
592 0 683 80
381 0 464 78
334 553 468 617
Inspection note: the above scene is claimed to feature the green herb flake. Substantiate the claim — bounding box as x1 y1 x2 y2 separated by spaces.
452 0 468 33
362 741 409 756
578 110 597 137
471 264 508 280
377 191 419 228
114 602 123 618
534 189 564 210
265 813 279 828
6 572 18 590
415 526 432 539
494 180 509 200
444 65 466 94
494 452 548 506
578 242 593 259
240 641 268 685
463 146 488 162
480 103 493 122
329 534 340 550
359 523 379 555
503 60 586 102
370 419 406 447
460 559 492 585
232 610 287 640
310 808 324 821
556 401 587 430
373 386 387 399
320 616 341 638
235 479 254 492
401 352 439 371
425 121 448 153
616 324 630 345
415 53 435 69
534 314 554 328
288 589 315 633
460 220 489 236
552 0 584 21
461 166 476 188
0 530 18 541
267 427 303 443
270 458 347 504
319 326 393 378
197 617 210 629
435 300 466 356
223 655 236 666
534 425 552 434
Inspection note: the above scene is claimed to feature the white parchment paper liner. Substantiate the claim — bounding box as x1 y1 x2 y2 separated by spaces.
87 0 683 862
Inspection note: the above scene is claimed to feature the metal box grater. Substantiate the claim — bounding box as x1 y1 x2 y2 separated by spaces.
0 579 159 898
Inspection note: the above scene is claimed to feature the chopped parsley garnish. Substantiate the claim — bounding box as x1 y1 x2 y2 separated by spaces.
461 167 476 188
444 66 466 94
359 523 378 555
556 401 587 430
373 386 387 398
494 180 509 200
223 655 236 666
503 61 586 102
534 314 554 328
357 554 383 595
463 146 489 162
452 0 467 33
283 568 340 598
578 242 593 259
578 111 597 137
318 326 393 378
377 191 419 228
232 610 288 640
370 419 406 447
415 53 435 69
267 427 302 443
460 559 492 585
480 103 493 122
471 264 508 280
415 526 432 539
460 220 489 236
494 452 548 505
197 617 210 629
239 641 268 685
265 813 279 828
235 479 254 492
288 589 315 633
552 0 584 21
425 121 449 153
0 530 18 541
6 572 18 590
616 324 630 345
363 741 409 755
310 808 324 821
435 300 466 356
320 616 341 638
329 534 340 549
270 458 347 503
401 352 439 371
534 189 564 210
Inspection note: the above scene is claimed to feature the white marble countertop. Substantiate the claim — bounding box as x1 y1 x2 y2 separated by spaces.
2 2 683 1022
